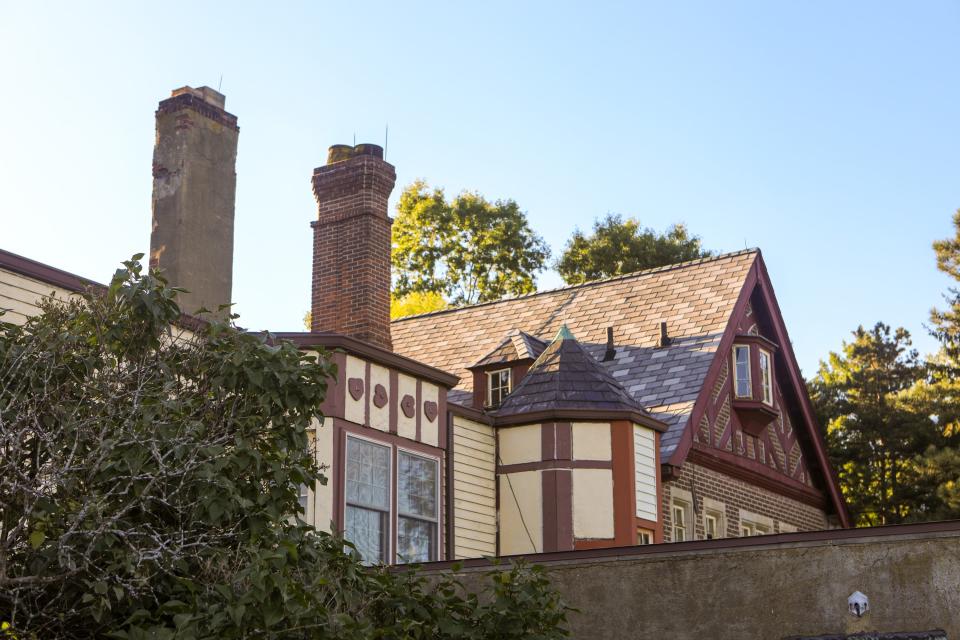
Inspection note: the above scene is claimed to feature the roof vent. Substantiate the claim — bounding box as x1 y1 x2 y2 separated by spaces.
603 326 616 361
656 321 672 348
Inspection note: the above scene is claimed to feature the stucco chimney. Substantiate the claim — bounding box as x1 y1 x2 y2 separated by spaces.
310 143 396 350
150 86 239 317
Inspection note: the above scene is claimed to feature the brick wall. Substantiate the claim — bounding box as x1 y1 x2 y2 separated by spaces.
662 461 828 541
310 146 396 350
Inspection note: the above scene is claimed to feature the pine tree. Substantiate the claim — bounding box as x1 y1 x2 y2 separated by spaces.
809 324 938 525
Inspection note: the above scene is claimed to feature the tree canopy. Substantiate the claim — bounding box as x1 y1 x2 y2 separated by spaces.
808 208 960 526
809 323 939 525
0 257 570 639
555 214 711 285
392 180 551 306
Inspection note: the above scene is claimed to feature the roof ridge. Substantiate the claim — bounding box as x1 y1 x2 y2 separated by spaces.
391 248 760 323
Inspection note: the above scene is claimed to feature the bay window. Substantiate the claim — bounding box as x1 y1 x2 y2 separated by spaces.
344 434 441 565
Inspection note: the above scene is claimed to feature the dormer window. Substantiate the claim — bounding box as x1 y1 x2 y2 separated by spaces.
486 368 512 407
730 335 780 436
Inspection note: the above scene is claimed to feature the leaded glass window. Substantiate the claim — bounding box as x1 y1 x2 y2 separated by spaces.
734 345 751 398
345 437 391 564
396 451 438 563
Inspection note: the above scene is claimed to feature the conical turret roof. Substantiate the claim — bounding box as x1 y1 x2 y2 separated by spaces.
493 325 659 427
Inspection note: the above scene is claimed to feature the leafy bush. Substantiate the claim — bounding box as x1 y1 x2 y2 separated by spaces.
0 257 569 638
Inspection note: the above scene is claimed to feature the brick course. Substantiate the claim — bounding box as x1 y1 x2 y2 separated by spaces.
661 461 828 541
310 147 396 350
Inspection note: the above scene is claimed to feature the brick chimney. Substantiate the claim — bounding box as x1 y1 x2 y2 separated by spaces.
310 143 396 350
150 86 239 317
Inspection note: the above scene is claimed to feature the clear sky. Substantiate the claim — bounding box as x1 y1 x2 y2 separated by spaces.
1 1 957 375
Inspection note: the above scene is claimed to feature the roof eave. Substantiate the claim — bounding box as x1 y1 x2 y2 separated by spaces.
491 407 668 432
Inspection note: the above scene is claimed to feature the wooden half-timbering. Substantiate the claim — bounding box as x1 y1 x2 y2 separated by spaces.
279 333 459 564
496 420 663 555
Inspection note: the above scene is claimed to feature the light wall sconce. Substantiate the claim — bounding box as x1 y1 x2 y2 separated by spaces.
848 591 869 618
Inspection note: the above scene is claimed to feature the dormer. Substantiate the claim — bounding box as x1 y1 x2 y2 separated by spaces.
730 334 779 436
468 329 547 410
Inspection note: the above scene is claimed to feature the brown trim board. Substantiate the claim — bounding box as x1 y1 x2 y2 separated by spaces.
498 460 612 474
273 332 459 388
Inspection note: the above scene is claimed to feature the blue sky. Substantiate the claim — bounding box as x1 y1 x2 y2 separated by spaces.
1 1 957 375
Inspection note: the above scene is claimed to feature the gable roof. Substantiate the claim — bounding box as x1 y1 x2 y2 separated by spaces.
493 325 658 427
392 249 759 461
471 328 547 368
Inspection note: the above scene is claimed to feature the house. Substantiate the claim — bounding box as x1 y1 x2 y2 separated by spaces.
0 85 850 567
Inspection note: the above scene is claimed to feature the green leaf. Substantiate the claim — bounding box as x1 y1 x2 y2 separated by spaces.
29 529 45 549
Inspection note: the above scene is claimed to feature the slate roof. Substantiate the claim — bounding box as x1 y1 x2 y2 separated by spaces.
493 325 650 418
471 329 547 368
391 249 759 461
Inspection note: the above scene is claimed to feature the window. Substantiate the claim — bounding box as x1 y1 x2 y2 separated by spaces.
671 501 689 542
344 436 441 565
637 528 653 545
486 369 512 407
759 349 773 405
740 515 772 537
397 451 439 564
345 437 391 564
704 513 719 540
733 345 751 398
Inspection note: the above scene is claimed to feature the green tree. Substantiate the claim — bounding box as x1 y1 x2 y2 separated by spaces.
391 291 448 319
0 257 570 639
809 323 939 526
555 214 711 285
392 180 551 305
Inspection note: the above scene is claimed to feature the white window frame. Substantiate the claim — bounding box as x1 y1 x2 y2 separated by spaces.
739 509 773 537
733 345 752 399
759 348 773 406
396 446 441 565
704 513 719 540
637 528 653 545
671 499 691 542
343 433 393 564
486 368 512 407
702 497 726 540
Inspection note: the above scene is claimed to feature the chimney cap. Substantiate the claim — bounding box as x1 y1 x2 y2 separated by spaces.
170 86 226 110
326 143 384 165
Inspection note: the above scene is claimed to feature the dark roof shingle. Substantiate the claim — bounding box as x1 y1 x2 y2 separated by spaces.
392 250 758 460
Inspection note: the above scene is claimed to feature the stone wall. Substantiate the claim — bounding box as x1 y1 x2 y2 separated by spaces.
430 521 960 639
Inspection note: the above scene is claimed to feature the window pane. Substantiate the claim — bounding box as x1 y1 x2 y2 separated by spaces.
735 346 751 397
345 505 387 563
397 516 435 563
760 351 773 404
398 452 437 519
346 438 390 510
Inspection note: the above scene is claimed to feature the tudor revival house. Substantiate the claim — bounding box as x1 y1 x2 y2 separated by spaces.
0 86 850 565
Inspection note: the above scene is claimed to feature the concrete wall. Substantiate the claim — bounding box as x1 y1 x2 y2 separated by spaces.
436 522 960 639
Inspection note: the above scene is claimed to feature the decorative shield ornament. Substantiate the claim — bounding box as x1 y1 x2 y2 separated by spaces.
401 394 416 418
348 378 364 401
423 400 438 422
373 384 388 408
